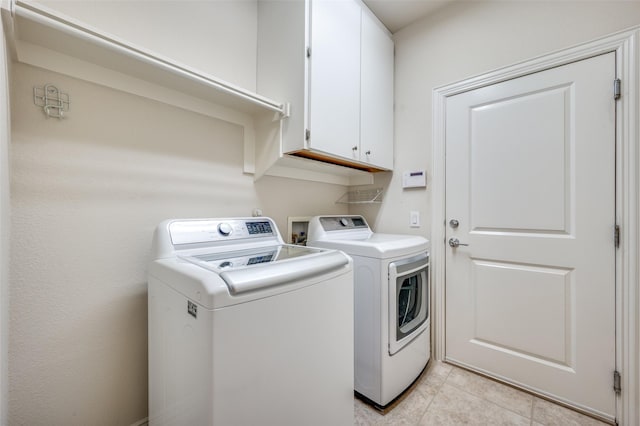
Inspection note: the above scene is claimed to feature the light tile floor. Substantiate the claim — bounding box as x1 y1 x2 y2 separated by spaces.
354 361 610 426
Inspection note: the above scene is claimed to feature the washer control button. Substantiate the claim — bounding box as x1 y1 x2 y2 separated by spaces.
218 223 233 236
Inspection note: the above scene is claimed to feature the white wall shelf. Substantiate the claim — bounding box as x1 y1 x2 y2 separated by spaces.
3 0 287 117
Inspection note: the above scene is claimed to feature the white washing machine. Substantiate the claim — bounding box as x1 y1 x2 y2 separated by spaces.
148 217 354 425
307 215 430 408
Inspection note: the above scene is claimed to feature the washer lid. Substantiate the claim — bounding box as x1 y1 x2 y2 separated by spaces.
179 245 349 294
184 245 319 269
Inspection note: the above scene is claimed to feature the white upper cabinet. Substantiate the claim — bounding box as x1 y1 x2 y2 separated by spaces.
308 0 361 164
360 8 394 170
258 0 394 173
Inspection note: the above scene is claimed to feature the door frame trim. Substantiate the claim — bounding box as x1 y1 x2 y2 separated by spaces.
432 26 639 425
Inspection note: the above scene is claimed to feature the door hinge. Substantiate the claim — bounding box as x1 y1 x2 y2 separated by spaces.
614 225 620 248
614 370 621 394
306 47 311 58
305 129 310 141
614 79 621 100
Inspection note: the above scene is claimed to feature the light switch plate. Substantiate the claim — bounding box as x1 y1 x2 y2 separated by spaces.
410 211 420 227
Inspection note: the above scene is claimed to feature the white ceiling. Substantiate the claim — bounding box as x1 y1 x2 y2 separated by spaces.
362 0 455 33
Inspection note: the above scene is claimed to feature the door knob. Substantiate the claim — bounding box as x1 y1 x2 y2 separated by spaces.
448 238 469 248
449 219 459 228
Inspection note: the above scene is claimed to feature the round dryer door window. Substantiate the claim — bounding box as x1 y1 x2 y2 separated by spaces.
389 252 429 355
398 275 423 337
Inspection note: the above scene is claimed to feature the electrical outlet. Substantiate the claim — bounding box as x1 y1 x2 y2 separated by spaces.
410 211 420 227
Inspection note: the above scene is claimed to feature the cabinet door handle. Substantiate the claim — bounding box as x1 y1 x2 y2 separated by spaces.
365 150 371 155
352 146 358 151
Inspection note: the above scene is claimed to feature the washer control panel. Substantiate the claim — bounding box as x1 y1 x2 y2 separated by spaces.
169 218 276 245
246 221 273 235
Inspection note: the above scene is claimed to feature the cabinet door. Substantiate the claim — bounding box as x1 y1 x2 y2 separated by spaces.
308 0 361 162
360 11 394 170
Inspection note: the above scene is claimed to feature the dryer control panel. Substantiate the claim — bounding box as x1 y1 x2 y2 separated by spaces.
319 216 370 232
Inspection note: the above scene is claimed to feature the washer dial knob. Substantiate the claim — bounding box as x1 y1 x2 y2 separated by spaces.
339 218 349 227
217 222 233 236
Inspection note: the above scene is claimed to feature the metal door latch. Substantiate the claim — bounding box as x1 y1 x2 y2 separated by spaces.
448 238 469 248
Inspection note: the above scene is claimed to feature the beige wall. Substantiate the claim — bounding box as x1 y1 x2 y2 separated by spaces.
354 1 640 237
7 2 347 424
9 62 347 425
1 13 10 426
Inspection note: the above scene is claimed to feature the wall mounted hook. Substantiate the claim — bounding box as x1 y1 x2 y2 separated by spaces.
33 84 70 119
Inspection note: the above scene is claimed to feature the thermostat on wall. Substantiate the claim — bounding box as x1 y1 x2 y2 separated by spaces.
402 170 427 188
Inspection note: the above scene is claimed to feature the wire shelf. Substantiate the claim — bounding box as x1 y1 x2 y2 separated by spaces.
336 188 383 204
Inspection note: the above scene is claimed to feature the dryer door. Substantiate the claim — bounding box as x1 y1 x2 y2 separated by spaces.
389 252 429 355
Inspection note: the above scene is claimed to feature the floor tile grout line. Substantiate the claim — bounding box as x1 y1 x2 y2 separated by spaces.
420 363 454 394
355 363 608 426
451 383 528 417
443 380 532 423
438 363 455 386
443 371 535 421
412 393 436 426
415 385 440 424
416 380 445 425
414 363 455 425
446 366 609 425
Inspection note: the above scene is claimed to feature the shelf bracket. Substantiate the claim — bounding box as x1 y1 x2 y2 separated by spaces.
281 102 291 119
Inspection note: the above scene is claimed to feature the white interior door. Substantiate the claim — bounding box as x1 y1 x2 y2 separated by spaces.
445 52 616 420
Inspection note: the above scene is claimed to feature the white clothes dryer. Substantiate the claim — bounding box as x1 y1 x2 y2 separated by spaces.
148 217 354 425
307 215 430 408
